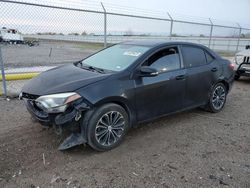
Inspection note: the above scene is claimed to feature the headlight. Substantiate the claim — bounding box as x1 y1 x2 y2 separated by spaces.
235 55 244 65
35 92 81 113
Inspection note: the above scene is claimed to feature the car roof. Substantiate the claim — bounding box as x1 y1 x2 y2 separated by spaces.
121 40 206 48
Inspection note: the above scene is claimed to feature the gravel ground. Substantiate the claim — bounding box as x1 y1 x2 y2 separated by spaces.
0 79 250 188
1 41 98 68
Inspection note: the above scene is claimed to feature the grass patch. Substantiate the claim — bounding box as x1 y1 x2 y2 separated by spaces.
74 42 105 50
216 50 235 57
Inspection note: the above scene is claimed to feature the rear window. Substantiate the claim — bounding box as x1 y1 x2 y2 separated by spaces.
204 51 214 63
182 46 207 68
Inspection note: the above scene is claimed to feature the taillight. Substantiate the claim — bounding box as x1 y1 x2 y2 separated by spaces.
228 63 235 70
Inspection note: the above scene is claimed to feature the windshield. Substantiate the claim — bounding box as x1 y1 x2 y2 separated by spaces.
81 44 150 72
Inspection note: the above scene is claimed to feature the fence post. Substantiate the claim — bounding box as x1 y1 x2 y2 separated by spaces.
0 47 7 97
235 23 242 53
101 2 107 48
167 12 173 40
208 18 213 48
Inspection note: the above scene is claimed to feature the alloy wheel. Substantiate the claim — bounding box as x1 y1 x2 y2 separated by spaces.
212 85 226 110
95 111 125 146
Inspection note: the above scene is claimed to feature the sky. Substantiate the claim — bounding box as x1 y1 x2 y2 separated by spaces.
99 0 250 27
0 0 250 36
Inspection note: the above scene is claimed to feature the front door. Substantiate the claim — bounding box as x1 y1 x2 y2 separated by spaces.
134 46 186 122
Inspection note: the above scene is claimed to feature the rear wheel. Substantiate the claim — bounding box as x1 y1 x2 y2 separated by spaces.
87 103 129 151
205 83 227 113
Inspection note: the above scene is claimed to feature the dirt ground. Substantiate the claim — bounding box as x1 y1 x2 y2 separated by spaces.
0 79 250 188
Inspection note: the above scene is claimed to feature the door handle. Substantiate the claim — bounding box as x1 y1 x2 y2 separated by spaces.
175 75 186 80
211 67 218 72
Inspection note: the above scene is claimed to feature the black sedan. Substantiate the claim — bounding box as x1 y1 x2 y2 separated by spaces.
20 41 235 151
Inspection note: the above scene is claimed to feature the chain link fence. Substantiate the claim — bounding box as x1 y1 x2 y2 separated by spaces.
0 0 250 97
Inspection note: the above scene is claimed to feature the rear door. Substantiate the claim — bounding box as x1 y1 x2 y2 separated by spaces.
181 45 220 107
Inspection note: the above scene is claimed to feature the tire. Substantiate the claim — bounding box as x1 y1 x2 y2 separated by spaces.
87 103 129 151
205 83 227 113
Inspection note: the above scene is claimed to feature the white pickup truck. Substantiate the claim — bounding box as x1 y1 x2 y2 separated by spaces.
0 27 24 43
234 45 250 80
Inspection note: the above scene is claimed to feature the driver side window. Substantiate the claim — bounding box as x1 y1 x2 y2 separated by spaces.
146 47 181 72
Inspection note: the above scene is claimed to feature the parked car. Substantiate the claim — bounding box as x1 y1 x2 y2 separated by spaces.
0 27 24 44
20 41 235 151
234 45 250 80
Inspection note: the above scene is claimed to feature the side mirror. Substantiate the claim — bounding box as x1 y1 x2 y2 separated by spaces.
139 66 159 77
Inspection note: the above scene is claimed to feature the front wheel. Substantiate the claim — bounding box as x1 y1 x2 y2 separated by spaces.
205 83 227 113
87 103 129 151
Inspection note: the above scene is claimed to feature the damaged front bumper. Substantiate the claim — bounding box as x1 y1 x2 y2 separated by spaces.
21 93 91 150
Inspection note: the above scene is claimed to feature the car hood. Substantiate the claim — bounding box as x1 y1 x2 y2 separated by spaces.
21 64 111 96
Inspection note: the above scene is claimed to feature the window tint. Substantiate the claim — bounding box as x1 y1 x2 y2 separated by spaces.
182 46 207 68
146 47 180 72
204 51 214 63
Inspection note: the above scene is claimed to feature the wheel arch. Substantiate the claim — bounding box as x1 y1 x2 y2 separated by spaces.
220 80 229 92
93 96 136 128
216 79 230 93
207 79 229 100
204 79 228 113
